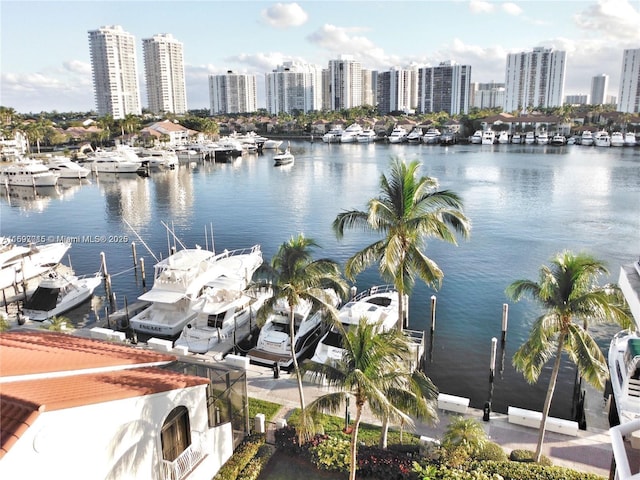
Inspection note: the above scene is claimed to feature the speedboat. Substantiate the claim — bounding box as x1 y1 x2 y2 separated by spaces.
405 127 425 143
470 130 483 144
129 247 242 338
44 156 90 179
550 134 566 146
581 130 594 146
421 128 441 144
1 159 60 187
322 127 343 143
536 132 549 145
22 270 102 321
273 144 294 166
594 130 611 147
524 132 536 144
310 285 399 366
497 131 510 144
248 289 341 369
481 130 496 145
0 237 71 290
624 132 636 147
387 126 408 144
356 129 377 143
340 123 363 143
610 132 625 147
174 245 268 354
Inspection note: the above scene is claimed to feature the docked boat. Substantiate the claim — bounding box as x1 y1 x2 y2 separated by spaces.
44 155 90 179
22 270 102 321
139 148 178 169
387 125 408 144
536 132 549 145
594 130 611 147
248 289 340 369
511 133 522 144
1 159 60 187
581 130 594 146
129 247 233 338
273 144 294 166
481 130 496 145
310 285 399 366
439 132 455 145
340 123 364 143
421 128 441 144
624 132 636 147
550 134 566 146
262 139 284 150
470 130 483 144
497 131 510 144
0 237 71 290
173 245 267 354
524 132 536 145
90 147 142 173
610 132 625 147
322 127 343 143
213 138 244 162
356 129 377 143
405 127 425 144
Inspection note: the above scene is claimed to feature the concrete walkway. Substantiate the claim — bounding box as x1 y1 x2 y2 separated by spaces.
244 363 623 478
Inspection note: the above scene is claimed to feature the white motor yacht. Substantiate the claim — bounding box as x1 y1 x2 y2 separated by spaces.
421 128 441 144
1 159 59 187
470 130 483 144
322 127 344 143
44 155 90 179
581 130 594 146
273 144 294 166
356 129 377 143
0 237 71 290
387 126 408 144
610 132 625 147
624 132 636 147
497 132 510 144
481 130 496 145
248 289 341 369
550 134 566 146
90 147 142 173
524 132 536 144
262 139 284 150
139 148 178 169
594 130 611 147
340 123 364 143
310 285 400 366
22 270 102 321
536 132 549 145
405 127 425 144
511 133 522 144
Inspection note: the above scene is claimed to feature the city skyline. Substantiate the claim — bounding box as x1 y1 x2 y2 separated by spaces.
1 0 639 113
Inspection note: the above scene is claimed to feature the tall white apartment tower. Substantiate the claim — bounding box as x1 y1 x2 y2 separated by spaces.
208 72 257 115
142 33 187 115
590 74 608 105
265 62 323 114
503 47 566 113
618 49 640 114
88 25 141 119
377 66 418 114
417 62 471 115
328 55 362 110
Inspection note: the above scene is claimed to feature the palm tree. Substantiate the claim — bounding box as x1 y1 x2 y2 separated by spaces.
333 157 470 330
257 233 349 442
302 318 429 480
507 251 631 462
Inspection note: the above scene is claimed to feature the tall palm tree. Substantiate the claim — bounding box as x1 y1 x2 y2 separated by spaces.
333 157 470 330
507 251 631 462
257 233 349 442
302 318 429 480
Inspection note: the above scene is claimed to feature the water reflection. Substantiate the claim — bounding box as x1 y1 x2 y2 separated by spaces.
2 185 61 212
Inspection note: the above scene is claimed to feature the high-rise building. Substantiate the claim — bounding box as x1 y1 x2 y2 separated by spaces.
208 71 257 115
361 69 376 107
142 33 187 115
470 82 505 109
417 61 471 115
618 48 640 114
590 74 608 105
565 94 589 105
377 67 418 114
265 62 322 114
503 47 566 112
88 25 141 119
328 55 362 110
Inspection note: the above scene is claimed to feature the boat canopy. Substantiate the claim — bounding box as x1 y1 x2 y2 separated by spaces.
138 289 186 304
24 287 59 312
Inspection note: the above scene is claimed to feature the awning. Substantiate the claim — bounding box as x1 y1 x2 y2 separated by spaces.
138 290 185 304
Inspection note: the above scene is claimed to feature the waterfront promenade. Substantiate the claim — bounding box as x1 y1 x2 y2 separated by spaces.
243 362 627 478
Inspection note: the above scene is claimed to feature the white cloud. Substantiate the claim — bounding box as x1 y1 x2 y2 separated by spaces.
573 0 640 43
502 2 522 16
306 24 391 68
261 2 308 29
63 60 91 75
469 0 494 14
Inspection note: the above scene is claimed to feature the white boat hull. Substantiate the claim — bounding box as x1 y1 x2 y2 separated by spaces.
23 274 102 321
0 241 71 290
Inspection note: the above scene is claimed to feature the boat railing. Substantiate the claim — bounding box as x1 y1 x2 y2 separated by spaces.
158 430 208 480
210 244 261 263
351 284 396 302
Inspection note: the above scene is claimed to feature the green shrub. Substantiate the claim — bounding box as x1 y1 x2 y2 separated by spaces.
309 436 350 473
476 460 605 480
508 449 552 466
236 444 275 480
213 434 266 480
475 441 508 462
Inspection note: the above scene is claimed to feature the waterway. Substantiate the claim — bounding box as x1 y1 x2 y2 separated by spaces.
2 140 639 419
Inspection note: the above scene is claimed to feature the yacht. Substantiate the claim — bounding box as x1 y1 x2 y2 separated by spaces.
524 132 536 145
511 133 522 144
624 132 636 147
497 132 510 144
139 148 178 169
610 132 625 147
339 123 364 143
22 270 102 321
310 285 399 366
322 127 343 143
405 127 425 144
248 290 340 369
421 128 441 145
173 245 267 354
481 130 496 145
262 139 284 150
44 155 90 179
536 132 549 145
594 130 611 147
0 237 71 290
129 247 242 338
470 130 483 144
213 138 244 162
1 159 59 187
356 129 377 143
581 130 594 146
550 134 566 146
387 125 408 144
273 144 294 166
90 148 142 173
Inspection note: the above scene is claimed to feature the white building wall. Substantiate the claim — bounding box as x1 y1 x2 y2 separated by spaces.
209 73 257 114
0 385 233 480
265 62 322 114
618 48 640 114
590 74 608 105
143 33 187 115
329 55 362 110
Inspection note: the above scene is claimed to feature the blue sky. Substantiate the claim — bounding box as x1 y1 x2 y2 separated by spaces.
1 0 639 113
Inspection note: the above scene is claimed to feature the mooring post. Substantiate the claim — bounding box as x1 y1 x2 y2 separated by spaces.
430 295 437 333
131 242 137 268
490 337 497 382
139 257 146 288
501 303 509 343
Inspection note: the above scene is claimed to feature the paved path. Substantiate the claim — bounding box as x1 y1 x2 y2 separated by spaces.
243 363 626 478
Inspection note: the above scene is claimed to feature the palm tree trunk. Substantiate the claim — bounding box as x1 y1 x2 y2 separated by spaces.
397 289 404 331
290 308 306 410
379 414 389 449
535 333 566 462
349 403 363 480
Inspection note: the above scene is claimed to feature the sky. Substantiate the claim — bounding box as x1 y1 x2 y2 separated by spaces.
1 0 639 114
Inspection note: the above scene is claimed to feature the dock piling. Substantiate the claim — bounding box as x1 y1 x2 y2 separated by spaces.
429 295 437 333
501 303 509 343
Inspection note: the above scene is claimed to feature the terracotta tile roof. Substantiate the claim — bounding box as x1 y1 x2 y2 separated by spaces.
0 397 42 459
0 331 176 378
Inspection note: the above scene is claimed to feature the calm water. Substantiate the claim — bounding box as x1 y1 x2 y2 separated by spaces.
2 141 639 418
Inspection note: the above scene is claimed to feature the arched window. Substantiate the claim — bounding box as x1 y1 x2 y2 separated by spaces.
161 406 191 462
